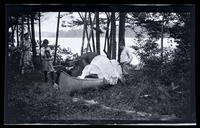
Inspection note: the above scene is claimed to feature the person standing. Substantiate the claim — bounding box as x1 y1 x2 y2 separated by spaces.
20 33 34 74
119 43 133 76
41 39 58 88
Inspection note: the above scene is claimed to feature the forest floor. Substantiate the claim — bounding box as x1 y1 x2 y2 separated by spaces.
5 67 191 124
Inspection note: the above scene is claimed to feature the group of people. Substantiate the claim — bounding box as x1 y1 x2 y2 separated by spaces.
18 33 58 87
20 32 134 88
41 41 133 87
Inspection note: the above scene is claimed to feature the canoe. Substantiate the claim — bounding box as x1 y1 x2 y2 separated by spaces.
58 71 106 93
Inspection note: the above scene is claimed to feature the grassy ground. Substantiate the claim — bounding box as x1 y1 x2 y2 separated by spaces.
5 67 190 124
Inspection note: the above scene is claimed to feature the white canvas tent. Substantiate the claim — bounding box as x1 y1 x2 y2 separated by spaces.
79 55 123 85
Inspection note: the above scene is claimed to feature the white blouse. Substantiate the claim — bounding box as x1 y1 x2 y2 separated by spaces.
120 47 133 64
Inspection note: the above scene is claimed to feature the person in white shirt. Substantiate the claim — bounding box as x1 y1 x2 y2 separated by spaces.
119 43 133 76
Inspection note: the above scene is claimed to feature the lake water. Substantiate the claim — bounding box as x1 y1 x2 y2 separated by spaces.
36 37 133 55
33 37 176 65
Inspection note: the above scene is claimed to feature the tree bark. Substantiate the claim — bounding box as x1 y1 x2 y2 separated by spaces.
20 16 25 74
107 33 111 59
79 12 86 55
96 12 100 55
85 13 95 53
118 12 126 62
81 26 86 55
27 15 31 40
21 17 24 46
89 12 96 53
104 12 111 58
78 12 92 53
85 25 92 53
111 12 116 59
108 24 112 59
11 26 15 47
38 12 42 61
91 28 95 52
31 13 37 67
53 12 61 65
16 25 19 48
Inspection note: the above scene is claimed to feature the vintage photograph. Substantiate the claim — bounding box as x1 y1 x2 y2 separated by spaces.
4 4 196 125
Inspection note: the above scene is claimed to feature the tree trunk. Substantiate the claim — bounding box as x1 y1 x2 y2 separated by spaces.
16 25 19 48
85 13 95 53
81 26 86 55
20 16 25 74
103 40 107 55
11 26 15 47
96 12 100 55
85 25 92 53
91 28 95 52
105 12 111 58
78 12 92 53
38 12 42 61
161 13 165 61
107 33 111 59
89 13 96 53
53 12 61 65
108 24 112 59
79 12 87 55
20 17 24 46
27 15 31 40
31 13 37 67
118 12 126 62
89 12 96 52
111 12 117 59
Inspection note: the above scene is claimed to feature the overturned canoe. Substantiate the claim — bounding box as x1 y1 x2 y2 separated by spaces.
58 71 106 93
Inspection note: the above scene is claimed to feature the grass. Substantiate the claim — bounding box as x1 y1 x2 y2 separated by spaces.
5 66 191 124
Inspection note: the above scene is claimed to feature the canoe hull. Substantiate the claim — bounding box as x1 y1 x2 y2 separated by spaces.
58 71 105 93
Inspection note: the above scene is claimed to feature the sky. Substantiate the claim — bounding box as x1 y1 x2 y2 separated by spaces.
35 12 77 32
35 12 96 33
35 12 130 33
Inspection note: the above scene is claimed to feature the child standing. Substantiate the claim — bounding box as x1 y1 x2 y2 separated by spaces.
41 39 58 88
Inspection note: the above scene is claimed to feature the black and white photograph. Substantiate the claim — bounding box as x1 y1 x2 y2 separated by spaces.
4 4 196 125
